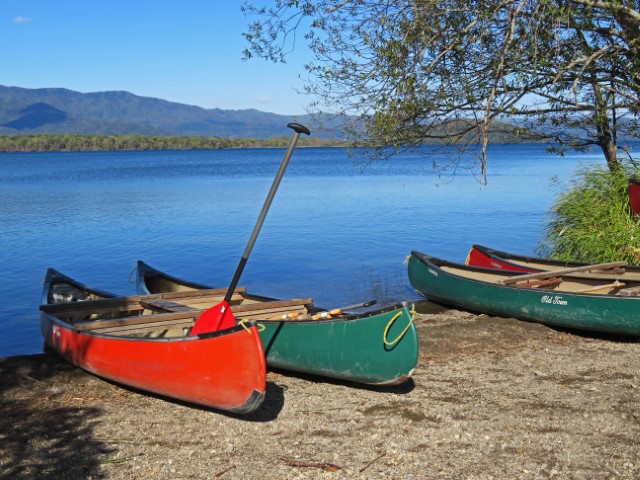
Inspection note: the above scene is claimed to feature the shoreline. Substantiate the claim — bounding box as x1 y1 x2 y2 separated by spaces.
2 304 639 479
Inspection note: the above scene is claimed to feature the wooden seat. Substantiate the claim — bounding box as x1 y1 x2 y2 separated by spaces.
71 297 314 334
40 287 249 317
576 281 625 293
74 310 198 332
511 277 562 289
499 261 627 286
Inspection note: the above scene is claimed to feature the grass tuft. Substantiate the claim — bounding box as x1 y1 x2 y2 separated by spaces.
538 163 640 264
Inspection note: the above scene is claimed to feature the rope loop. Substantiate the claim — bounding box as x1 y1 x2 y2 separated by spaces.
238 320 266 334
383 305 415 346
127 266 137 284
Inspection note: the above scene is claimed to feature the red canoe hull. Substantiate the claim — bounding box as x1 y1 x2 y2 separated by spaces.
40 313 267 413
465 244 536 272
630 178 640 215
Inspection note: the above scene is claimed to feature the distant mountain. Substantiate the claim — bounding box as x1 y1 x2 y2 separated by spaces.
0 85 552 144
0 85 329 138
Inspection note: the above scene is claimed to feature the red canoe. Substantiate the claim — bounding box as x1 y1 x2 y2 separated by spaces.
466 244 640 280
465 244 538 272
630 177 640 215
40 268 266 413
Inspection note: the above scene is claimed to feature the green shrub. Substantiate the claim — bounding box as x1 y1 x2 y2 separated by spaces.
538 163 640 264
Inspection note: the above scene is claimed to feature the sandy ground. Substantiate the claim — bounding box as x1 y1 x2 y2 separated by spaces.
2 301 640 480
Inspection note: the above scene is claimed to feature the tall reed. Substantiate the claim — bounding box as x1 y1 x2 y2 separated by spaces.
539 164 640 264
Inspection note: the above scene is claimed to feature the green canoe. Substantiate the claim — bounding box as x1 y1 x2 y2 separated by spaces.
408 250 640 336
136 261 419 385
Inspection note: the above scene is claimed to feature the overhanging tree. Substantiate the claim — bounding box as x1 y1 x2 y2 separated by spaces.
243 0 640 182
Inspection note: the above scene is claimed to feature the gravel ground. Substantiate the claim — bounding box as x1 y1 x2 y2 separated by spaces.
2 301 640 480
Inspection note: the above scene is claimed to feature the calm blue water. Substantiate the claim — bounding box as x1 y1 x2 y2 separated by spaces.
1 144 606 356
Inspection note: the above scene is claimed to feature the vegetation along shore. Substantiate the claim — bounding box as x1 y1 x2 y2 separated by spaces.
0 134 342 153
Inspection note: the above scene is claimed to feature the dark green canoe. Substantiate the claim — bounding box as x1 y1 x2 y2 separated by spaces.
136 261 419 385
408 250 640 336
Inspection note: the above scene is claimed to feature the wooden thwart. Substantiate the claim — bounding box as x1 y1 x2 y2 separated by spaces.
140 292 246 312
513 277 562 289
499 261 627 285
75 310 198 331
140 298 200 313
40 288 248 316
576 281 625 294
157 286 246 300
41 295 147 315
72 297 314 332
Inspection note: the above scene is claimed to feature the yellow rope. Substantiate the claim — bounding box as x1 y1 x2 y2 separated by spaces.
238 319 252 334
256 323 266 332
403 255 411 265
383 304 415 346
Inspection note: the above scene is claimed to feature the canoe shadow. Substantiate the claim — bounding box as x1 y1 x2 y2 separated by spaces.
101 378 286 422
74 368 413 423
216 373 416 422
242 371 416 424
545 324 640 343
269 367 416 395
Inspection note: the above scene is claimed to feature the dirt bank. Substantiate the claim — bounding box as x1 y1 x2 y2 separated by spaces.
2 302 639 479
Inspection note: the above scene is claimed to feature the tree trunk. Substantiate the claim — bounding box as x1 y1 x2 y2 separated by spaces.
600 135 620 173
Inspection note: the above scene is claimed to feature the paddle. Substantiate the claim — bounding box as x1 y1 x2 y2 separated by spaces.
190 123 311 335
311 299 378 319
274 299 378 320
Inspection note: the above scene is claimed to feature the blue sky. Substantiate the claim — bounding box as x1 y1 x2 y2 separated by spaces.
1 1 312 114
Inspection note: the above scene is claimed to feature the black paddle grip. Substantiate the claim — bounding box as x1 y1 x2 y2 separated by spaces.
287 123 311 136
224 257 248 303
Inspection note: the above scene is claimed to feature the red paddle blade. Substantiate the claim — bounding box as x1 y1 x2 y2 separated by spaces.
190 300 236 335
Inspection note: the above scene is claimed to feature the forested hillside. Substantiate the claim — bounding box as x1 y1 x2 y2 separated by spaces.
0 86 317 138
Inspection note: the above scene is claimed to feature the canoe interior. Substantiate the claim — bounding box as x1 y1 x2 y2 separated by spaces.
42 288 318 339
44 264 396 347
137 260 279 303
143 273 208 294
472 244 640 281
47 281 110 303
496 257 637 279
439 262 640 296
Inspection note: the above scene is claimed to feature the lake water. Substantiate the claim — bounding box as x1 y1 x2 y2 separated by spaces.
1 144 606 357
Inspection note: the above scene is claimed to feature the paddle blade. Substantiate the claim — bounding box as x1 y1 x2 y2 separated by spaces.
190 301 236 335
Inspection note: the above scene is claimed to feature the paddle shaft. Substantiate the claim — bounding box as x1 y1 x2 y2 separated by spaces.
499 260 627 285
274 300 377 320
311 300 378 319
223 123 310 303
329 299 377 313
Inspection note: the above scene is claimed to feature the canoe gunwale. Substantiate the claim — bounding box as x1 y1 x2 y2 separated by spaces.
471 244 640 275
136 260 213 291
40 308 259 342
